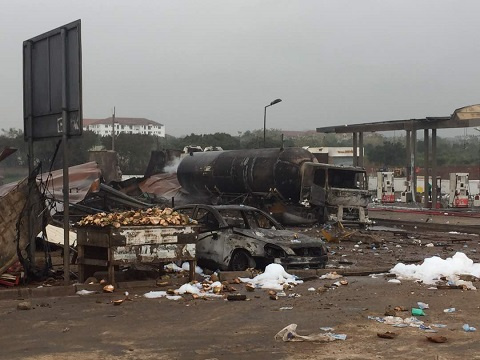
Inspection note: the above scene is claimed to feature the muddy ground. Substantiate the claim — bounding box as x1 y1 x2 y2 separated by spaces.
1 217 480 360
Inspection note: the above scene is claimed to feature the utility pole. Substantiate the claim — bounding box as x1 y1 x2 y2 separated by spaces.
111 107 116 151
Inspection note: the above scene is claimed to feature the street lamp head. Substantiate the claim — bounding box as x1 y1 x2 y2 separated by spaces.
270 99 282 106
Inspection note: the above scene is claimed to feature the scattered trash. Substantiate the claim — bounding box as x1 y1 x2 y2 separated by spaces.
62 327 70 333
368 315 425 328
319 272 343 280
321 221 355 243
76 289 96 296
175 282 223 298
426 335 447 343
113 299 124 306
280 307 294 311
17 301 32 310
425 243 434 247
403 317 424 327
388 279 401 284
411 308 426 316
431 324 447 328
417 302 429 310
394 306 408 312
419 324 436 332
377 331 397 339
320 327 334 332
443 308 456 313
245 283 255 292
166 295 183 301
288 293 301 298
103 284 115 293
274 324 346 342
463 324 477 332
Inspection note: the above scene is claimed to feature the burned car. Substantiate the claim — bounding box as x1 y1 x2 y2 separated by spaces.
174 204 328 271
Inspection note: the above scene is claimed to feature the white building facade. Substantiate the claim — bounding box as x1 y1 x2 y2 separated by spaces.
83 117 165 137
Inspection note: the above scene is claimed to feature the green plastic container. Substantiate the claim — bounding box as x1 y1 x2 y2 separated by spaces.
411 308 426 316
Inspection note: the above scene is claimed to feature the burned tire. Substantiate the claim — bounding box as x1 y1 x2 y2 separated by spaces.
229 250 254 271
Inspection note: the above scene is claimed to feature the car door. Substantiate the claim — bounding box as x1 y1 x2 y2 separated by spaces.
193 207 226 268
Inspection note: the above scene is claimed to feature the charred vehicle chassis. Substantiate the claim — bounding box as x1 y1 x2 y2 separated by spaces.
174 204 328 271
177 148 370 226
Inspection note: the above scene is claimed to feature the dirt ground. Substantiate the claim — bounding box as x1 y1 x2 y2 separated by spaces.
1 215 480 360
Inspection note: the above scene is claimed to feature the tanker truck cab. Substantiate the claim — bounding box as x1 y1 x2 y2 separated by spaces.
300 163 370 225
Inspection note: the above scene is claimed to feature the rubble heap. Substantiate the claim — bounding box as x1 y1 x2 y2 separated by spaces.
76 207 197 228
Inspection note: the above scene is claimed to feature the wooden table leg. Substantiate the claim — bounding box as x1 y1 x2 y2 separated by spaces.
77 245 85 283
108 246 115 286
189 260 196 282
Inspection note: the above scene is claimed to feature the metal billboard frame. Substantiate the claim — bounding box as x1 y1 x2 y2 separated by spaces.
23 20 82 285
23 19 82 140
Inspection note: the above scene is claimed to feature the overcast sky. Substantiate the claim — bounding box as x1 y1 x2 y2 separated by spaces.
1 1 480 137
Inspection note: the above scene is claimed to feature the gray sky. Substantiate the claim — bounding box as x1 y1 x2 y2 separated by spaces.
1 0 480 137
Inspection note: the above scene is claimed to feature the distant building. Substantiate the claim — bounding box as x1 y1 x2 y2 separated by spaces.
83 117 165 137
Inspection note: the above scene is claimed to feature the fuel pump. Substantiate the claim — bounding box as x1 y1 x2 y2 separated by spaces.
473 182 480 207
377 172 395 203
448 173 469 208
401 180 413 203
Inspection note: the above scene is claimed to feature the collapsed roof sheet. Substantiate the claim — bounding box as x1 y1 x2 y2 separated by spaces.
139 173 182 198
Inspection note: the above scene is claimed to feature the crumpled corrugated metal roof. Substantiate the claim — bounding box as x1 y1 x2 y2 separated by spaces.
139 173 183 198
39 161 102 204
0 162 103 203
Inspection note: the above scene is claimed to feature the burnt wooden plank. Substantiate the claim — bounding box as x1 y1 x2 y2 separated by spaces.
77 257 109 267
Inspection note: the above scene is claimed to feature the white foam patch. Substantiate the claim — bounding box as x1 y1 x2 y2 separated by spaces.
239 263 302 290
175 283 222 297
390 252 480 285
181 262 204 275
76 289 95 296
144 291 167 298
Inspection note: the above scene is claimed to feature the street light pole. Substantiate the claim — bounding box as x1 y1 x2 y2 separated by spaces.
263 98 282 148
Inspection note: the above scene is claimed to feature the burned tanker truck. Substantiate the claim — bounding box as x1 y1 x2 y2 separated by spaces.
176 147 370 226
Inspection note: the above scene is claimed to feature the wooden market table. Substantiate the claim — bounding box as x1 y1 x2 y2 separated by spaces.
76 225 197 285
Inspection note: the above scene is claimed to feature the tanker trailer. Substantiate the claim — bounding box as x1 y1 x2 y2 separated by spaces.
177 147 370 225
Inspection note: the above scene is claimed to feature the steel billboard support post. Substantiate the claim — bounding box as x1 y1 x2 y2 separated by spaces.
61 28 70 286
26 41 36 268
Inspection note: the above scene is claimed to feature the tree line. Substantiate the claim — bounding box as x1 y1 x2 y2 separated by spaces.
0 128 478 177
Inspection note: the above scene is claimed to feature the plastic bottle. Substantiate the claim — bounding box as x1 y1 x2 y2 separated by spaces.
443 308 456 313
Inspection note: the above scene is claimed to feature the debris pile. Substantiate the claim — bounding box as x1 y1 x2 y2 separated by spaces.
76 207 197 228
144 278 239 300
274 323 347 342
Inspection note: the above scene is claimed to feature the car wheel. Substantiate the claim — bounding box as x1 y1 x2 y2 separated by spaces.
229 250 254 271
